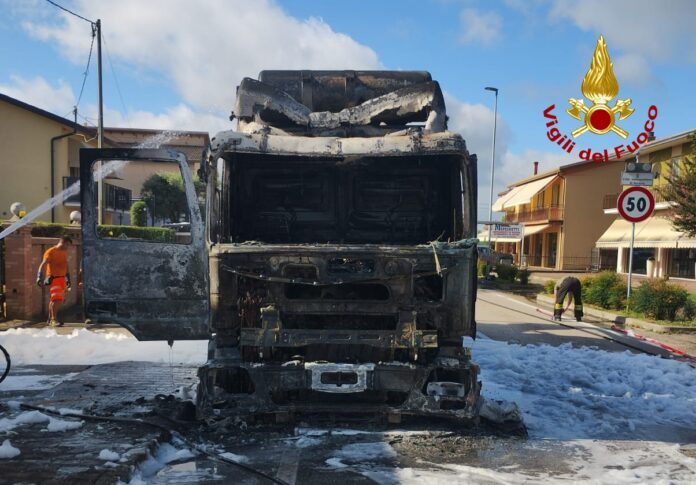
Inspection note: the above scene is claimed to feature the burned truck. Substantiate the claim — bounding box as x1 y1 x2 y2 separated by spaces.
80 70 481 423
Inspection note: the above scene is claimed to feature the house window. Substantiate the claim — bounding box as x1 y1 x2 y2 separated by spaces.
669 249 695 279
630 248 654 275
536 191 545 208
551 184 560 207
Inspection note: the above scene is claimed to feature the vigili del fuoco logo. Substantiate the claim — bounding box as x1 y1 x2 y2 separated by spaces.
542 35 658 162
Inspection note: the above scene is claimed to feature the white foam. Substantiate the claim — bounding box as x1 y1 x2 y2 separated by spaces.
0 439 20 459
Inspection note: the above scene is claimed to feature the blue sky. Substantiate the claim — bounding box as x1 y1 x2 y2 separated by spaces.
1 0 694 214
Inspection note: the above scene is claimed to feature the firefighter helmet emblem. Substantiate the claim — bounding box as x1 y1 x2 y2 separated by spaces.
567 35 634 138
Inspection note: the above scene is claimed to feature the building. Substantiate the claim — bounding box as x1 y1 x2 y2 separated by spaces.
0 93 209 225
486 156 626 270
0 93 106 224
97 128 210 225
596 130 695 288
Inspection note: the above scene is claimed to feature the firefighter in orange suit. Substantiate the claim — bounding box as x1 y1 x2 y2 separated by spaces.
36 235 73 326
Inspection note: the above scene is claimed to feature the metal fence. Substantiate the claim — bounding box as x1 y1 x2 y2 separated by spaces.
63 176 132 211
524 253 604 271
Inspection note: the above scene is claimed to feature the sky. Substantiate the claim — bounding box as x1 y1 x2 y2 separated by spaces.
1 0 694 216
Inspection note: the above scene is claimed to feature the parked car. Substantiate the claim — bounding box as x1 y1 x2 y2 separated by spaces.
478 246 514 267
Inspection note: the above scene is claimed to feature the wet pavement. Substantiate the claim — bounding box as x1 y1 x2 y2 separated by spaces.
1 360 695 484
2 290 696 483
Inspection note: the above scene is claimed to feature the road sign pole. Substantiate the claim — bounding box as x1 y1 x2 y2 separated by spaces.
626 221 635 310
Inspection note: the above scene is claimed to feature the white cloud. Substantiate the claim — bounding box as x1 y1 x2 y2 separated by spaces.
0 75 76 117
613 53 655 88
102 104 229 134
0 73 229 134
548 0 694 62
22 0 382 113
445 93 573 218
459 8 503 45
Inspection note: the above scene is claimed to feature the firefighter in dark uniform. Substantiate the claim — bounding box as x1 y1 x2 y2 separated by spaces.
554 276 583 322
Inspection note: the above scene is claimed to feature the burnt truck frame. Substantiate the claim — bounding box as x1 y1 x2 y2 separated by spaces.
80 71 481 424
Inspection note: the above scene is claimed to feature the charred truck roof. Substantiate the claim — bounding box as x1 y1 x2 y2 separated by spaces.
196 70 481 423
80 70 482 424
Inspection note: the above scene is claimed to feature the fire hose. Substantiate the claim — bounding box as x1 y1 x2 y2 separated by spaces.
0 344 10 384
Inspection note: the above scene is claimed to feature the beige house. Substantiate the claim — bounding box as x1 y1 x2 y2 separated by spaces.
0 93 105 224
486 156 626 270
0 93 209 225
596 130 695 289
99 128 210 225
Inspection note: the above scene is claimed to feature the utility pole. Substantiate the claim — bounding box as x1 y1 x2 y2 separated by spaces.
485 86 499 250
96 19 104 224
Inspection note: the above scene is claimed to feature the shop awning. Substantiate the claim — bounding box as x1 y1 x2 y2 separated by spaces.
492 186 523 212
522 224 551 236
492 175 558 211
596 216 696 248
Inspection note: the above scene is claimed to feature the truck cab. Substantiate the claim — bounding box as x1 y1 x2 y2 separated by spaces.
80 70 482 423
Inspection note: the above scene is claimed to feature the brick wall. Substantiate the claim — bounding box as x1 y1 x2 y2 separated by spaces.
1 225 82 321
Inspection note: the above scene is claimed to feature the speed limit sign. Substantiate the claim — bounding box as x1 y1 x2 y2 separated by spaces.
617 186 655 223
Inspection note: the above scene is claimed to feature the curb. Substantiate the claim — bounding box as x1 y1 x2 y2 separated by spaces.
536 293 696 334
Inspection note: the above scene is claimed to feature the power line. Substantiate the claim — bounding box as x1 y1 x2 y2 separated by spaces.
101 33 130 127
75 23 96 109
44 0 94 24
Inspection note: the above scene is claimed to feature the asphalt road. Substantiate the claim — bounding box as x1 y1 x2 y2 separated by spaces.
475 289 681 358
1 289 695 484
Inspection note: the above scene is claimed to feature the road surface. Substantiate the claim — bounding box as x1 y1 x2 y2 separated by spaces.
1 289 694 484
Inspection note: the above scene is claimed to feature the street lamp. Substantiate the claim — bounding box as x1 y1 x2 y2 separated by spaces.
485 86 499 250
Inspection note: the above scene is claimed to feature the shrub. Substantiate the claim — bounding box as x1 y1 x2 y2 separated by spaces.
96 225 175 242
584 271 624 309
31 223 71 238
681 297 696 321
130 201 148 227
496 263 518 281
543 279 556 294
517 268 530 285
631 278 688 321
605 280 628 310
579 275 595 301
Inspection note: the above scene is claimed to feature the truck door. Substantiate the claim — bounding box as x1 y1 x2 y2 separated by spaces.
80 148 209 340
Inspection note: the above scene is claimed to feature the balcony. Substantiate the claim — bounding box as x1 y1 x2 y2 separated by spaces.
502 206 564 224
602 190 670 210
62 176 132 211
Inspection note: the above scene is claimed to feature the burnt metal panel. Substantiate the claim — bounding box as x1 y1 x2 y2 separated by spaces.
258 70 432 112
80 148 209 341
234 78 446 134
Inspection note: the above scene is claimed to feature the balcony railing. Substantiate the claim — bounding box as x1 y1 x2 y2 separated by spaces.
502 206 564 224
602 190 670 210
62 176 132 211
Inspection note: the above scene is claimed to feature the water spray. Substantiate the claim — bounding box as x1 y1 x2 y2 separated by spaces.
0 131 182 241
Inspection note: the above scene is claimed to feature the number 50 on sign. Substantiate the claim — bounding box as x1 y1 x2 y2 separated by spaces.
617 186 655 223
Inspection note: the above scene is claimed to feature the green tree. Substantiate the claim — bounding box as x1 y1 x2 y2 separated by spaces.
141 172 187 223
140 171 205 224
659 133 696 237
130 200 148 227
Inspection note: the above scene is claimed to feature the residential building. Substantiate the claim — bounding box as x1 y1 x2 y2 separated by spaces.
596 130 695 289
96 128 210 225
486 156 625 270
0 93 107 224
0 93 209 225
